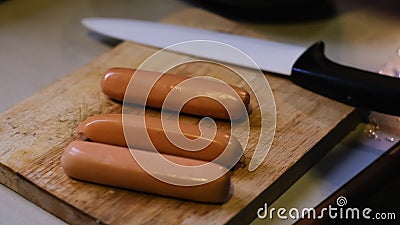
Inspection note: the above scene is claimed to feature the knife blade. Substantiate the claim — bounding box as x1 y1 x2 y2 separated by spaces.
82 18 400 116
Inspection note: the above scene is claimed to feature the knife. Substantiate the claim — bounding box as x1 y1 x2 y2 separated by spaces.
82 18 400 116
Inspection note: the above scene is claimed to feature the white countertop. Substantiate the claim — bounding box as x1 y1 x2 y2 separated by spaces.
1 0 399 224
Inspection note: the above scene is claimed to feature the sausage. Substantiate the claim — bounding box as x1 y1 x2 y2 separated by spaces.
101 67 250 120
61 141 233 203
76 114 243 169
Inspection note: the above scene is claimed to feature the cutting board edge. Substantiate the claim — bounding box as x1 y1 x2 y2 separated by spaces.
0 163 18 191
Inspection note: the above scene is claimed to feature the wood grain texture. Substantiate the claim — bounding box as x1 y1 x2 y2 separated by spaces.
0 8 362 225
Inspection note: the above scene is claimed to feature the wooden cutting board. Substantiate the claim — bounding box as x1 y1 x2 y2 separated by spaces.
0 8 363 225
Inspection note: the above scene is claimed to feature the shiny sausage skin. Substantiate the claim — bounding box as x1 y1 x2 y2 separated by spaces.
76 114 243 169
101 67 250 120
61 141 233 203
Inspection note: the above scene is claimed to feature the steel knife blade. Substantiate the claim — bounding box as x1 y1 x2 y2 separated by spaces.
82 18 400 116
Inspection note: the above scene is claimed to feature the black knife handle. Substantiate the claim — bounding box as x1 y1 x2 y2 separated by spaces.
291 41 400 116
